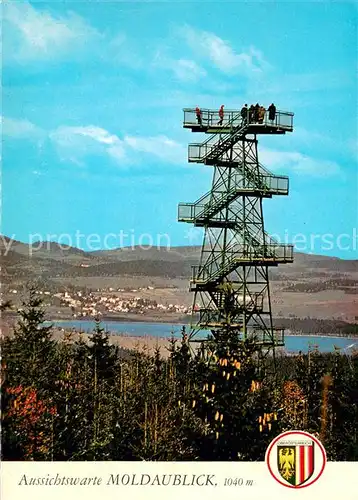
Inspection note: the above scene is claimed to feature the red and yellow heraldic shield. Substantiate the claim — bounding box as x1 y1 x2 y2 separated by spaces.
266 431 326 489
277 442 314 486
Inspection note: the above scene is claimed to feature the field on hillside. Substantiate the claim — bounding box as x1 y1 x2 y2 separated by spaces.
2 237 358 326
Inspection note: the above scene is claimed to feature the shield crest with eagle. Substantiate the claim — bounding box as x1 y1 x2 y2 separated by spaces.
277 441 314 486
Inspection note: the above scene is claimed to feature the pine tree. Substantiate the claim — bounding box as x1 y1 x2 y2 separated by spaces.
84 319 119 459
89 319 118 382
188 333 280 460
1 287 57 459
325 351 358 460
3 286 55 391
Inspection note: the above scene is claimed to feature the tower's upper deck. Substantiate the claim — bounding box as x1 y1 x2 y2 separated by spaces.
183 108 294 134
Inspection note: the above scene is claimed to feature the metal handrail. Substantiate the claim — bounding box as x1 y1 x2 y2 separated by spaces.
188 120 244 155
186 108 293 165
248 328 285 346
183 108 243 129
192 242 294 284
178 170 289 223
183 108 294 131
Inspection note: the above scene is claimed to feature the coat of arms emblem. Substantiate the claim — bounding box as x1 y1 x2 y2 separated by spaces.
266 431 326 489
277 442 314 486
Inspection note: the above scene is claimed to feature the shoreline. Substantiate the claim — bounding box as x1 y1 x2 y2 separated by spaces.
50 328 357 360
49 318 358 339
48 315 190 325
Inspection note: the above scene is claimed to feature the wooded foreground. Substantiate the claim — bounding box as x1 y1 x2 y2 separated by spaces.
1 289 357 461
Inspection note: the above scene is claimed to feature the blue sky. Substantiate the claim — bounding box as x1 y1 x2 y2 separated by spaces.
2 0 357 258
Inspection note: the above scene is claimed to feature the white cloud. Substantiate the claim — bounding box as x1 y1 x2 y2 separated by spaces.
260 148 341 177
50 125 126 165
172 59 207 82
3 115 341 176
180 26 270 75
71 126 120 146
1 116 45 138
153 49 207 82
50 125 186 166
3 1 100 61
124 135 186 164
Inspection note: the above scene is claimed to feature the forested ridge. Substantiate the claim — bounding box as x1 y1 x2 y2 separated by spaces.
1 289 357 461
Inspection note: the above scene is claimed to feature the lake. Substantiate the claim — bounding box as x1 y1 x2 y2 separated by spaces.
48 319 357 353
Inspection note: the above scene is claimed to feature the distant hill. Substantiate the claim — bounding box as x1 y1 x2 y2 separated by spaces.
1 235 357 283
89 245 200 262
0 236 93 262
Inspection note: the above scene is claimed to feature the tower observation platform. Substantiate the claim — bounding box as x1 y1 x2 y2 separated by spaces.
183 108 293 134
178 107 294 351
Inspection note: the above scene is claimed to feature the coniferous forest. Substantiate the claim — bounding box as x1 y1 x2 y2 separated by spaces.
1 289 357 461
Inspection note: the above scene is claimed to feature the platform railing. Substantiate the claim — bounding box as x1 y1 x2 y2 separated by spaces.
229 243 294 262
190 321 284 345
199 242 294 281
247 328 285 346
178 172 289 222
187 108 293 165
184 109 242 129
178 203 205 222
183 108 294 131
191 243 294 284
187 112 246 161
198 293 264 313
198 309 244 327
231 170 288 195
188 131 243 163
189 136 292 165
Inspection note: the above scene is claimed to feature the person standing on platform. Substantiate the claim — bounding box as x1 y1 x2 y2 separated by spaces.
241 104 248 125
195 106 202 126
254 103 260 123
268 103 276 123
249 104 255 123
258 106 266 123
217 104 224 125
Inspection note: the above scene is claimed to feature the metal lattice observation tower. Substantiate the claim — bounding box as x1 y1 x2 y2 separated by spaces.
178 107 294 353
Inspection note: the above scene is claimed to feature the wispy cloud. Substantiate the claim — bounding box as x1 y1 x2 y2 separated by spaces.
124 135 186 164
260 147 341 177
1 116 45 139
50 126 126 165
173 59 207 81
49 125 186 166
4 115 340 176
153 49 207 82
3 0 101 62
179 25 270 75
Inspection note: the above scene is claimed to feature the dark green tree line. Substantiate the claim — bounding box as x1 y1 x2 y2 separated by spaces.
1 290 357 461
